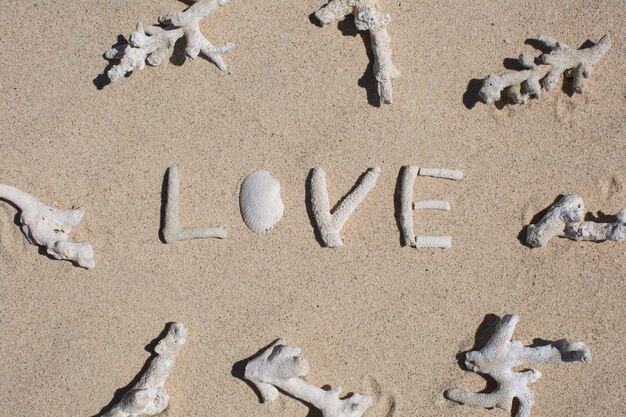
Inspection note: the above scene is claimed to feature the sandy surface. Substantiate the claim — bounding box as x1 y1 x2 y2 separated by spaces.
0 0 624 416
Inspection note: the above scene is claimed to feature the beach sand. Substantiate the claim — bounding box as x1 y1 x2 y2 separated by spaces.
0 0 624 416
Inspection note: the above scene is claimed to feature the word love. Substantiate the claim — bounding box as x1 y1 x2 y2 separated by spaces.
161 165 463 249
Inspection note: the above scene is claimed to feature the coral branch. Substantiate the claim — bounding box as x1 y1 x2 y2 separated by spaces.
105 0 234 82
161 166 227 243
418 167 464 181
102 322 187 417
309 166 380 247
479 35 610 105
414 236 451 249
244 339 372 417
445 314 590 417
0 183 94 268
413 200 450 210
526 194 625 247
315 0 400 104
398 165 419 246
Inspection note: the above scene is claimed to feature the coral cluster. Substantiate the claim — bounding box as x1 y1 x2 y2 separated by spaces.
446 314 590 417
526 194 625 247
102 322 187 417
315 0 401 104
0 183 94 268
244 339 372 417
105 0 234 82
480 34 611 105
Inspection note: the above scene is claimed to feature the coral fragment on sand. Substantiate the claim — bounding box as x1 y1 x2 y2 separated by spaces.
315 0 401 104
526 194 625 247
446 314 590 417
104 0 234 82
244 339 372 417
102 322 187 417
480 34 611 105
0 183 94 268
161 166 227 243
309 166 380 247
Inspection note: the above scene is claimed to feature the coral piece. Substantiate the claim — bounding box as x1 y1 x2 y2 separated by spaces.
105 0 234 82
414 236 451 249
480 34 611 105
161 166 227 243
413 200 450 210
102 322 187 417
315 0 400 104
397 166 459 248
244 339 372 417
239 170 284 234
526 194 625 247
309 166 380 247
418 168 463 181
0 183 94 268
398 166 419 246
445 314 591 417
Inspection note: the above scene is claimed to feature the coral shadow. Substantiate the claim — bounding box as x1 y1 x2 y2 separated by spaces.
337 18 380 107
231 339 323 417
393 167 407 246
158 168 170 243
93 35 128 90
517 194 565 247
91 323 175 417
463 78 484 109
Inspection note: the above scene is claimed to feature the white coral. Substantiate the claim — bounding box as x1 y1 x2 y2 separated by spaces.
446 314 591 417
0 183 94 268
480 34 610 104
102 322 188 417
526 194 625 247
315 0 400 104
309 166 380 247
161 166 227 243
244 339 372 417
105 0 234 82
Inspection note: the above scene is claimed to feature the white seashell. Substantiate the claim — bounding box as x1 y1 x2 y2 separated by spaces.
239 170 284 234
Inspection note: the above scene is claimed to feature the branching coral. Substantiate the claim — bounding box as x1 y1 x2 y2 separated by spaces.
479 34 611 105
102 322 187 417
0 183 94 268
105 0 234 82
446 314 590 417
309 166 380 247
161 166 227 243
526 194 625 247
315 0 401 104
244 339 372 417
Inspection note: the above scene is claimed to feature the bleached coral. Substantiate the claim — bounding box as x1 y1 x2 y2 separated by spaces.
0 183 94 268
244 339 372 417
315 0 401 104
480 34 611 105
309 166 380 247
526 194 625 247
446 314 590 417
105 0 234 82
102 322 187 417
161 166 227 243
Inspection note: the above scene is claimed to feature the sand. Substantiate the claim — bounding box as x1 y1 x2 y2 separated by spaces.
0 0 624 416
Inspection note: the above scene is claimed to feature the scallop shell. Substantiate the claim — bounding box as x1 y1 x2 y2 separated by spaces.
239 170 284 234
